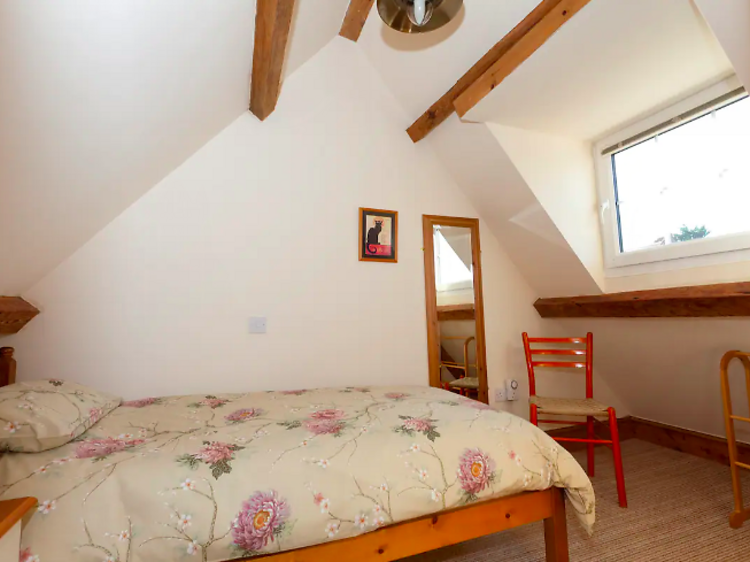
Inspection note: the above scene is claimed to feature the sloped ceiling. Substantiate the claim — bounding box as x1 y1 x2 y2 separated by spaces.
462 0 734 140
0 0 348 295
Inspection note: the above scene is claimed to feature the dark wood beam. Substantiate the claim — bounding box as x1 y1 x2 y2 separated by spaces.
453 0 591 118
0 297 39 334
250 0 296 121
534 282 750 318
406 0 563 143
340 0 376 42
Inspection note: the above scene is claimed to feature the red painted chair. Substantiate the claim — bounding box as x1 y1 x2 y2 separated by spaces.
522 332 627 508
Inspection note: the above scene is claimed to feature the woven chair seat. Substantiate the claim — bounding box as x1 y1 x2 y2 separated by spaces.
449 377 480 389
530 396 609 416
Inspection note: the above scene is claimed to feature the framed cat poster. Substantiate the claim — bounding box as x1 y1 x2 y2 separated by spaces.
359 207 398 263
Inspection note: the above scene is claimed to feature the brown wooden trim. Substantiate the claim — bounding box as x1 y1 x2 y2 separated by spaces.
249 489 567 562
406 0 564 142
437 303 475 321
0 497 36 541
550 414 750 468
0 297 39 334
422 216 488 403
359 208 398 263
339 0 375 42
534 282 750 318
249 0 296 121
0 347 16 387
629 416 750 467
453 0 592 118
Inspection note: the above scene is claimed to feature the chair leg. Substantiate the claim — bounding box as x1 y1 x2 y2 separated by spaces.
608 407 627 508
530 404 538 427
586 416 595 477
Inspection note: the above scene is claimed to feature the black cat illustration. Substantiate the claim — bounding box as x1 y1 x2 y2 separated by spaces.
366 220 383 254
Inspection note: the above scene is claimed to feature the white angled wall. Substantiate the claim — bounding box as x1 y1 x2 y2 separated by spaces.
5 38 630 413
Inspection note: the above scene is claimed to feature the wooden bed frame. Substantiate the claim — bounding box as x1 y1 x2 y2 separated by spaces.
0 347 571 562
252 487 569 561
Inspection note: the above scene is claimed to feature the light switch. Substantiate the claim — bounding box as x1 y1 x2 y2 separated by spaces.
248 317 267 334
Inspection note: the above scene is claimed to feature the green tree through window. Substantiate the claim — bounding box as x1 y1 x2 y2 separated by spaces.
653 225 710 245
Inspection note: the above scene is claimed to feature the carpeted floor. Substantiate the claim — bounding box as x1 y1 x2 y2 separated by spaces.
402 439 750 562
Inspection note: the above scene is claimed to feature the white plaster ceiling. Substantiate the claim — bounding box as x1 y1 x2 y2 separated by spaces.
0 0 348 295
358 0 545 118
461 0 734 140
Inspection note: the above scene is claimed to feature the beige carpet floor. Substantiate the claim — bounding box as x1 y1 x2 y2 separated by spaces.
402 439 750 562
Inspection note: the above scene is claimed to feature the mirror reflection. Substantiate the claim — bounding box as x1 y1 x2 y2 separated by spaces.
433 225 479 400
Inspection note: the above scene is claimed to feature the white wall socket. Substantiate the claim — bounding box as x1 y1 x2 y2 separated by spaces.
248 317 267 334
494 387 507 402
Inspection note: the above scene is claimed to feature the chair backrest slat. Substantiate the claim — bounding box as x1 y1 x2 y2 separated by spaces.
527 337 585 344
531 361 586 369
532 349 586 356
522 333 594 399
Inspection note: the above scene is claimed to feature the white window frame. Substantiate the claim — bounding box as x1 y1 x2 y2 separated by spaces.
594 75 750 275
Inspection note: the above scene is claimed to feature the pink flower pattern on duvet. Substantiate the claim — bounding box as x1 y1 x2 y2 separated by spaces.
0 387 595 562
232 490 291 554
19 547 39 562
225 408 265 422
458 448 497 498
73 437 145 459
121 397 160 408
177 441 244 479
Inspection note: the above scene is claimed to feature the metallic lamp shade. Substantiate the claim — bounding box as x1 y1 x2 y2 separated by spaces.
377 0 463 34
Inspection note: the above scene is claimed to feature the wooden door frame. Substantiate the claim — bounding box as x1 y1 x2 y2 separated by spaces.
422 215 489 404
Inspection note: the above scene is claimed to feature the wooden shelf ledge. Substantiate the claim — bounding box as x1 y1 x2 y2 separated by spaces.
0 297 39 334
437 303 475 321
534 282 750 318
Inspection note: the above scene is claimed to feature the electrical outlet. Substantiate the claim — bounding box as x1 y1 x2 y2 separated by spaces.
248 317 267 334
494 387 507 402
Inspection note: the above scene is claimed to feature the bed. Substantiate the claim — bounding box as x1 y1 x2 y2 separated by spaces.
0 348 594 562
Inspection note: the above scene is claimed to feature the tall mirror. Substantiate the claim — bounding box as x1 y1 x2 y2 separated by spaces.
422 216 488 404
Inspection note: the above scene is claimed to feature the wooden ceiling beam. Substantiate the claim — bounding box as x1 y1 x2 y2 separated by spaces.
250 0 296 121
453 0 591 118
340 0 376 42
406 0 564 143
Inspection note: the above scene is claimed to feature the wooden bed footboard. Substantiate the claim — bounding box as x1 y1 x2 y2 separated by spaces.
250 487 569 562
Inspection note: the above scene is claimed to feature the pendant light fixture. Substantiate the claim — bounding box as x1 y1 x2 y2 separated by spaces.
377 0 463 34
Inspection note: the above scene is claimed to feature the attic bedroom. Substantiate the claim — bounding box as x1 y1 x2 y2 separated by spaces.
1 0 750 560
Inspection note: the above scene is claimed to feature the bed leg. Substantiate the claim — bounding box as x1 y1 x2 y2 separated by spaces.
544 489 569 562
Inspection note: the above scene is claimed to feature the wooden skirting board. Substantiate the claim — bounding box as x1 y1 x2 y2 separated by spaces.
534 282 750 318
550 415 747 466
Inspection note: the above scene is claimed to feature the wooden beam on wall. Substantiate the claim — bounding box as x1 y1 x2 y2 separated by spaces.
0 297 40 334
406 0 564 143
453 0 592 118
250 0 296 121
340 0 376 42
534 282 750 318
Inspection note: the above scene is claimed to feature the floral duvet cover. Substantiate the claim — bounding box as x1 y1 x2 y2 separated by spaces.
2 386 595 562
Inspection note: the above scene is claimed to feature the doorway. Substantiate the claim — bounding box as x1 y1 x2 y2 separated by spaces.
422 215 488 404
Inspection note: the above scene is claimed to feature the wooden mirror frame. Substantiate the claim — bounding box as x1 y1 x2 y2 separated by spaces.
422 216 489 403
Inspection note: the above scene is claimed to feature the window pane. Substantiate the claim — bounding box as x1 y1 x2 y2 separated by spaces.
613 96 750 254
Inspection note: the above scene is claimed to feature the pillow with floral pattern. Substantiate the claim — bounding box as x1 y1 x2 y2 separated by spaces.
0 380 121 452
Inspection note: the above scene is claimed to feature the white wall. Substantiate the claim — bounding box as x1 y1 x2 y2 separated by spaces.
6 38 591 409
695 0 750 92
427 118 602 299
489 124 606 292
